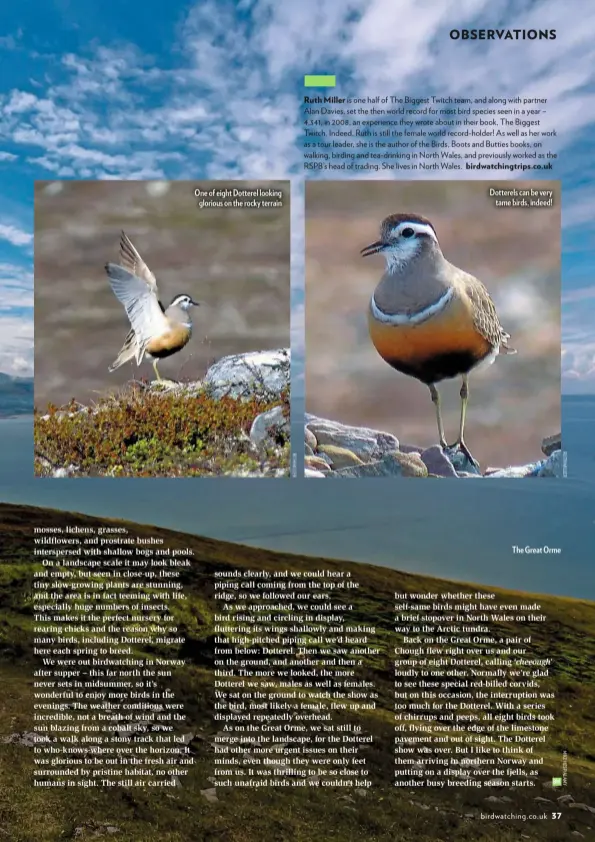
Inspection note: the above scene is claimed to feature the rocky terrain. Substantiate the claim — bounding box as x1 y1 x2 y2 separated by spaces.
304 414 563 478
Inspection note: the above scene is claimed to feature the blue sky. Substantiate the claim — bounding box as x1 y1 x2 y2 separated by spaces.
1 0 594 390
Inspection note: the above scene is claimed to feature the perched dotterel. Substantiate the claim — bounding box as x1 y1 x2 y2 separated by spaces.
363 213 516 467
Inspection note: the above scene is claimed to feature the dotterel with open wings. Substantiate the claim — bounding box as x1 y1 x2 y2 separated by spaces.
105 231 200 382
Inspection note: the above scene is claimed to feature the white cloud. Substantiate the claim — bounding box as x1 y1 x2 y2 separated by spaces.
561 189 595 230
1 0 593 184
10 355 30 373
0 315 33 376
0 223 33 247
0 263 33 315
561 308 595 390
0 0 594 384
562 286 595 304
0 29 22 51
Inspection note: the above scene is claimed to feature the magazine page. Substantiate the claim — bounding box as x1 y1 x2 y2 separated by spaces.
1 4 594 842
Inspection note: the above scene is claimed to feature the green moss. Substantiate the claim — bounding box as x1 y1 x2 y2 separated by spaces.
33 384 290 477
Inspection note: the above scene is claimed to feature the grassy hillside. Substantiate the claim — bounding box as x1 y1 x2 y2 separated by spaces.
0 503 594 842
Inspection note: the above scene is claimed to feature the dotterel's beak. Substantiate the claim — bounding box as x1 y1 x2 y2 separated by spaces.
360 240 386 258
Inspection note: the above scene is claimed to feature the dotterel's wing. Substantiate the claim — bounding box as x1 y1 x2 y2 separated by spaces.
119 231 159 297
460 271 516 354
105 263 170 364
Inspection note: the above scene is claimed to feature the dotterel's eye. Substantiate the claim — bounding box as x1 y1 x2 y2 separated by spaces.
401 227 415 238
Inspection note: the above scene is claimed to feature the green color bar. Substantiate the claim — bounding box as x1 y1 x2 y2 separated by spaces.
552 777 563 787
304 75 336 87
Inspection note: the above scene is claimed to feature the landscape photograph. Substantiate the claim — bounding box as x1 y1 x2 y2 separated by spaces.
1 502 594 842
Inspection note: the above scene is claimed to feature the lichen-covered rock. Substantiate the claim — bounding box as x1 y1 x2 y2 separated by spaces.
305 468 327 478
302 414 562 480
204 348 290 400
304 426 317 450
443 447 481 475
317 445 363 469
537 449 563 478
327 452 427 478
485 462 541 478
249 405 289 447
420 445 459 478
305 456 332 473
305 414 399 462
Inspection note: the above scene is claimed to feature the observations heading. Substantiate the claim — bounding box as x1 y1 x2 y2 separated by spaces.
450 29 556 40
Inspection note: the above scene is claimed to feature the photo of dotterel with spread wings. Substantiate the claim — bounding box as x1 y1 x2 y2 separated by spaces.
106 231 200 385
33 179 291 478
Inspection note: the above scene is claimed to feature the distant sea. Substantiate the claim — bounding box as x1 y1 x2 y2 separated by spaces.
1 395 593 599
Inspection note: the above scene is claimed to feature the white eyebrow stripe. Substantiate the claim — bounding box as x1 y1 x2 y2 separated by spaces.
391 221 438 243
370 286 454 326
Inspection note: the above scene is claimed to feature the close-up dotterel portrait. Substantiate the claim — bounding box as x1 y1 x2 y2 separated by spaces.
304 180 561 479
